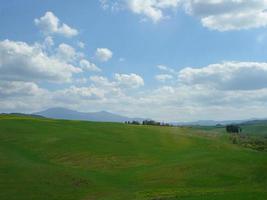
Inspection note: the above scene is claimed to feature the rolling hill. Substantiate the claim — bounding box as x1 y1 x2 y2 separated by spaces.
0 115 266 200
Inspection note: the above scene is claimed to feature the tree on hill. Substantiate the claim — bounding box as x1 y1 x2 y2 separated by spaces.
125 121 141 125
226 125 242 133
142 120 161 126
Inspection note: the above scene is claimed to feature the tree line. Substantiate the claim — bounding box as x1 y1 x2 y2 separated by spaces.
125 120 172 127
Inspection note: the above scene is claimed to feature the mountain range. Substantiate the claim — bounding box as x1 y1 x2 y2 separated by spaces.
34 107 146 123
2 107 266 126
174 120 246 126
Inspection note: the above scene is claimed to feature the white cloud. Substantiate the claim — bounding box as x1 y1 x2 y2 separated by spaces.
55 43 86 66
54 43 101 74
89 75 124 98
0 81 46 98
80 59 101 72
55 86 105 101
114 0 267 31
157 64 177 74
184 0 267 31
43 36 54 48
129 0 163 23
3 63 267 121
178 61 267 90
100 0 110 10
56 43 78 62
74 78 88 84
87 74 144 100
95 48 113 62
77 41 85 49
90 74 144 89
128 0 180 23
0 80 51 113
90 75 114 87
99 0 123 11
34 11 78 37
3 36 267 121
155 74 173 82
114 73 144 88
0 40 81 83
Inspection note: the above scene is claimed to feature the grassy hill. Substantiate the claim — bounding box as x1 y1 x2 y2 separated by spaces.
240 122 267 137
0 115 266 200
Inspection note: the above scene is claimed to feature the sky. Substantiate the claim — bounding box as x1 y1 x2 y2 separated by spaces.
1 0 267 122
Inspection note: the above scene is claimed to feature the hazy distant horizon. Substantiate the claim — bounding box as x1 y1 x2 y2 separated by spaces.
1 106 266 124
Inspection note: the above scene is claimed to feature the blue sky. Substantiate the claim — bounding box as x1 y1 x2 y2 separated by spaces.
1 0 267 121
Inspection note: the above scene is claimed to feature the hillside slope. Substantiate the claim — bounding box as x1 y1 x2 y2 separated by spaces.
0 115 266 200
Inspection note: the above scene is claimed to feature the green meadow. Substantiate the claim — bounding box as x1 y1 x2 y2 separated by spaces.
0 115 266 200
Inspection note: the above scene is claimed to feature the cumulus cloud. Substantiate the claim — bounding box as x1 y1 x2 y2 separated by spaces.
114 73 145 88
55 86 105 101
77 41 85 49
89 76 124 98
55 43 84 64
90 73 144 89
34 11 78 37
0 81 46 98
178 61 267 90
74 78 88 84
113 0 267 31
95 48 113 62
0 80 51 113
56 43 78 62
100 0 110 10
55 44 100 73
155 74 173 82
128 0 180 23
3 63 267 121
157 64 177 74
0 39 81 83
184 0 267 31
43 36 54 48
90 75 115 87
99 0 122 11
80 59 101 72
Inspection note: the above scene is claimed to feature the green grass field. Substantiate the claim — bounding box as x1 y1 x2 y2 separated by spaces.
0 115 266 200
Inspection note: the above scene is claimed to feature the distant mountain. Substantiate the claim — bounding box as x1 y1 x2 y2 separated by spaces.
34 107 146 123
240 119 267 126
173 119 247 126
